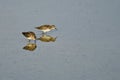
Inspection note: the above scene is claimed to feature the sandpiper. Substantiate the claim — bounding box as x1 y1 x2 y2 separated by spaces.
22 31 36 42
35 24 57 33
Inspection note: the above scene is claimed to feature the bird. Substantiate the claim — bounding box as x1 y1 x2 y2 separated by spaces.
35 24 57 33
22 31 36 42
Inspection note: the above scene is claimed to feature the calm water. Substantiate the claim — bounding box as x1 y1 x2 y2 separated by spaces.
0 0 120 80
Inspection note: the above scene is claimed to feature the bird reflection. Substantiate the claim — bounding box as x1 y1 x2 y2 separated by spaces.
37 34 57 42
23 43 37 51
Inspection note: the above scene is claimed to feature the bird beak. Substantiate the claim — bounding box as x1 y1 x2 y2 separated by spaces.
55 28 57 30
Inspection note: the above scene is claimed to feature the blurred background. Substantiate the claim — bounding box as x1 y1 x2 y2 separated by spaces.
0 0 120 80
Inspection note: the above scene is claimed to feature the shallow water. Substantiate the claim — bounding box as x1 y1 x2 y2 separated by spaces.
0 0 120 80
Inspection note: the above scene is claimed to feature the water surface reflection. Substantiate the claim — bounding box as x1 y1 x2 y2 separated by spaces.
22 32 57 51
37 34 57 42
23 43 37 51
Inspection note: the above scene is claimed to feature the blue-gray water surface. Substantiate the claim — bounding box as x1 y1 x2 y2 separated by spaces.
0 0 120 80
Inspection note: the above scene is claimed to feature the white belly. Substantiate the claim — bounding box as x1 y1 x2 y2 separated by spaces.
42 29 51 32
